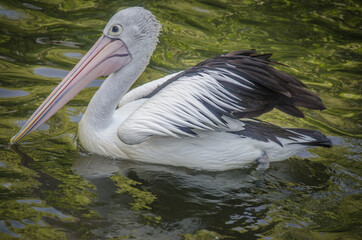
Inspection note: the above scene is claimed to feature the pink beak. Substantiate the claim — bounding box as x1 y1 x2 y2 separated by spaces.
10 35 131 144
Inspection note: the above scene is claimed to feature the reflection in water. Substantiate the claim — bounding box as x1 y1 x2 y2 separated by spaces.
33 67 69 79
36 37 80 48
62 52 82 59
70 150 339 239
0 88 28 98
0 0 361 239
0 5 27 20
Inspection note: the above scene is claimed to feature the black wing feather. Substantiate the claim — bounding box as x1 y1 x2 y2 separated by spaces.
193 50 326 118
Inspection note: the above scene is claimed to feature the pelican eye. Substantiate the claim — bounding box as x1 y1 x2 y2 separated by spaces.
109 24 122 36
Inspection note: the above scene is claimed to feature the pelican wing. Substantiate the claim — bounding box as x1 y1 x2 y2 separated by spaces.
118 72 181 107
118 50 325 145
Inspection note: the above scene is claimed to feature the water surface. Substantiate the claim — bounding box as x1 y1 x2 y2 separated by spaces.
0 0 361 239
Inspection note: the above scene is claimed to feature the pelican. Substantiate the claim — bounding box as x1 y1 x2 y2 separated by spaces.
10 7 331 171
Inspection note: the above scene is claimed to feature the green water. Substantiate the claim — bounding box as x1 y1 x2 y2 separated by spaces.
0 0 361 239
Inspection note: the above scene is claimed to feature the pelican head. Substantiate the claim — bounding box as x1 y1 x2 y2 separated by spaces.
10 7 161 144
105 7 161 62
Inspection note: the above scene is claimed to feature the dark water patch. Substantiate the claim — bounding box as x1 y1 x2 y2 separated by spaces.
0 5 26 20
8 220 25 229
62 52 82 59
0 220 21 238
16 199 43 204
22 3 42 11
33 67 68 79
0 88 28 98
36 37 80 48
32 206 70 219
86 79 104 88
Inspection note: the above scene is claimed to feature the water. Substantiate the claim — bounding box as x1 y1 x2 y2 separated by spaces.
0 0 361 239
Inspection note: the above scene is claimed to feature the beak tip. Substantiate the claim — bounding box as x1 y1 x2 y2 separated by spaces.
10 135 18 145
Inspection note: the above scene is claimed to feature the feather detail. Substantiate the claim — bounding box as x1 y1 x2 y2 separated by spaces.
117 50 326 144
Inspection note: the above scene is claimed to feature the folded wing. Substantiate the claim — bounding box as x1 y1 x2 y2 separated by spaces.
117 50 325 145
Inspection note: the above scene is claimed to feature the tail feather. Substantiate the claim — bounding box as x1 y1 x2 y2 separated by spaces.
232 119 331 149
287 128 332 148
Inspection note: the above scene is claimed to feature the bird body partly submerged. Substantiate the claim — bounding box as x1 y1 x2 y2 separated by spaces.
11 7 331 171
79 104 328 171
